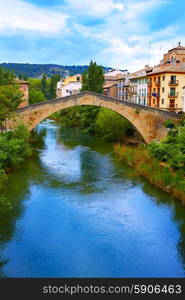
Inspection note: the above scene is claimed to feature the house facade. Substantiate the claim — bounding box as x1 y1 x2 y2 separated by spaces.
103 83 118 98
147 43 185 111
118 66 152 105
56 74 82 98
59 81 82 97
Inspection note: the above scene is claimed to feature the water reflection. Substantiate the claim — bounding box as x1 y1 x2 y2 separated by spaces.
0 120 184 277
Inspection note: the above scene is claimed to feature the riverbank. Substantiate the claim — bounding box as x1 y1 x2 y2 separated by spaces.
114 143 185 205
0 124 32 212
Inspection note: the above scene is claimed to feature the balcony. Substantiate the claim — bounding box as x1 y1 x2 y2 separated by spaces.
148 82 152 87
169 80 179 86
168 92 178 98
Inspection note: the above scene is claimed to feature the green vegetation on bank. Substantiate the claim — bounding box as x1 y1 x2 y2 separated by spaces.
0 67 23 131
0 67 32 213
0 124 32 213
114 118 185 203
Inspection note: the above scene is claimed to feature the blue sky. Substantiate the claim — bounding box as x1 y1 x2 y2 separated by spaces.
0 0 185 71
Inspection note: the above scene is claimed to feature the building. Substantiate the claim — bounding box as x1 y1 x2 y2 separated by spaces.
104 69 128 98
103 83 118 97
147 42 185 111
118 66 152 105
15 79 29 107
56 74 82 98
129 66 153 105
59 81 82 97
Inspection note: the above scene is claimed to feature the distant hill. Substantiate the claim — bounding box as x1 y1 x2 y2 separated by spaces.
0 63 111 78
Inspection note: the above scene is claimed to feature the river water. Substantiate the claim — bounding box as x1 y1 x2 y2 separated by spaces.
0 120 185 278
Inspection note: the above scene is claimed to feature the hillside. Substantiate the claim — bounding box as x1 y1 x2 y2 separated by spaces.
0 63 110 78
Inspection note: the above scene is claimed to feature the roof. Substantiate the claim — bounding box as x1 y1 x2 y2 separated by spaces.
62 81 82 89
103 83 117 89
147 63 185 75
104 69 128 78
128 66 153 79
168 42 185 52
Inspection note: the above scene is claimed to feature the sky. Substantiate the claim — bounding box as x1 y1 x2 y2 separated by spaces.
0 0 185 71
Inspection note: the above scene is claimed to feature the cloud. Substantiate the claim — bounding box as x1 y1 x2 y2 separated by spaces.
0 0 68 34
63 0 125 16
0 0 184 71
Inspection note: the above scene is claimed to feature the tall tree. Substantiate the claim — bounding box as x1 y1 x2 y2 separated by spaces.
81 60 104 94
41 73 47 96
48 74 61 99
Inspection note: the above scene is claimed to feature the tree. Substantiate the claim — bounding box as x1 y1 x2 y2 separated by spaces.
0 67 23 131
48 74 61 99
41 73 47 97
95 108 133 142
29 88 46 104
0 67 15 86
81 60 104 94
18 73 28 81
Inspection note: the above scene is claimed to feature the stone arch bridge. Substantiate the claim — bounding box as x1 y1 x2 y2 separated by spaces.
13 92 180 143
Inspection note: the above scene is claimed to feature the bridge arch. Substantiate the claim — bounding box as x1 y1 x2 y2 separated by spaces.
14 92 180 143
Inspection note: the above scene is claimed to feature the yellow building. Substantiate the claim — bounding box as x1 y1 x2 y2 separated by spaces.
62 74 82 86
147 68 185 110
147 43 185 111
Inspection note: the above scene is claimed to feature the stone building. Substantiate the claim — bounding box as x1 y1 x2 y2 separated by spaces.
15 79 29 107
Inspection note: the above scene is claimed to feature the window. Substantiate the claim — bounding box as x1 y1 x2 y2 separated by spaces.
150 78 152 84
154 77 156 82
153 99 155 104
170 99 175 108
153 88 156 92
170 75 176 84
162 87 165 93
162 75 165 81
77 77 80 81
170 87 176 96
161 99 164 104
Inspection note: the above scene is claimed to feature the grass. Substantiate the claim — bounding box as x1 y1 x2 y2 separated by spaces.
114 143 185 205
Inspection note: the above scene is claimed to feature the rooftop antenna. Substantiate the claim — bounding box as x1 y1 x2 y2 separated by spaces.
158 45 162 63
148 42 151 66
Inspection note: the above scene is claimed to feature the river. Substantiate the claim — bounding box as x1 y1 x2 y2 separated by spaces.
0 120 185 278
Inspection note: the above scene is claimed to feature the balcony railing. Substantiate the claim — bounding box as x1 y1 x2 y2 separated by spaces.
168 92 178 98
169 80 179 86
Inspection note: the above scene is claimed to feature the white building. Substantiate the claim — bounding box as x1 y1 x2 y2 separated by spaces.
118 66 153 105
60 82 82 97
